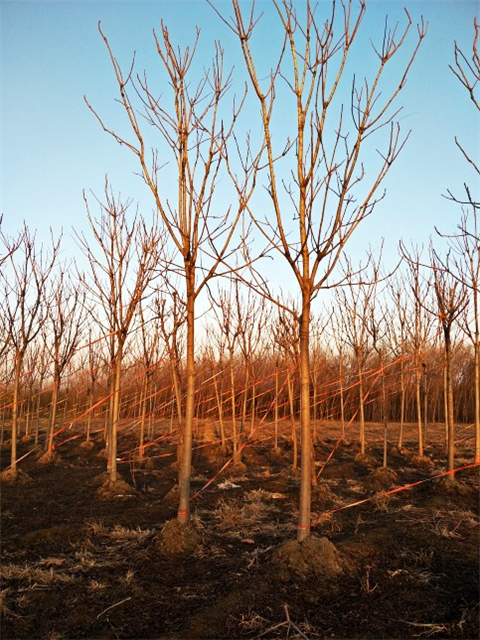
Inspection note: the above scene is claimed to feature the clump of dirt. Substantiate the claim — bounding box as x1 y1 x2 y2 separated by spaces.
36 450 61 466
79 440 95 450
0 467 32 484
367 466 399 490
156 518 205 554
354 452 378 469
390 445 411 457
410 454 434 468
95 476 137 498
228 459 248 475
271 535 347 581
320 460 358 479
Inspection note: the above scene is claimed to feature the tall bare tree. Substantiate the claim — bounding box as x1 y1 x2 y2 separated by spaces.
86 22 251 523
335 255 379 456
444 19 480 463
429 247 467 481
77 182 164 486
212 0 426 540
400 247 436 457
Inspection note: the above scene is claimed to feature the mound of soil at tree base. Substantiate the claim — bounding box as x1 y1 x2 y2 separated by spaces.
79 439 95 450
410 454 435 469
271 535 347 581
36 450 61 466
365 466 399 490
0 467 32 484
354 452 378 469
319 460 359 479
156 518 205 554
95 475 137 499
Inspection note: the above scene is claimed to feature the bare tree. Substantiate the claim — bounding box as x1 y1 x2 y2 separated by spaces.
388 275 410 447
271 299 300 472
210 284 243 467
154 291 186 465
443 19 480 463
429 247 467 481
76 182 164 487
400 247 436 457
0 224 60 481
136 300 164 461
211 0 426 540
86 22 251 523
40 270 85 462
335 256 379 457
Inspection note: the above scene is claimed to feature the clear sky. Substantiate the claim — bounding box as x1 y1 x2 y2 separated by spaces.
1 0 479 302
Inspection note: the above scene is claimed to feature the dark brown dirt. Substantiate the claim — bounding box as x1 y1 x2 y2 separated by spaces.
1 421 479 639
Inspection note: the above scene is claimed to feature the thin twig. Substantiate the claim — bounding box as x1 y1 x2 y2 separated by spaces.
96 596 132 619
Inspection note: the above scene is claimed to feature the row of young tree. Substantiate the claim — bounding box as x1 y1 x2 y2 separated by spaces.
1 215 478 472
1 2 478 544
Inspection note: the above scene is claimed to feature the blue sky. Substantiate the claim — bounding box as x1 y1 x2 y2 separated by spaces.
1 0 479 299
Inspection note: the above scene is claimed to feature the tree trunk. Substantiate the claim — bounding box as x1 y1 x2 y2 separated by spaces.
445 329 455 482
109 343 123 483
274 365 279 452
177 270 195 523
357 354 366 455
416 363 424 457
339 353 345 435
212 370 226 453
46 377 59 453
229 349 240 466
297 296 312 542
287 370 298 472
10 354 23 477
139 376 148 459
475 336 480 464
398 359 405 447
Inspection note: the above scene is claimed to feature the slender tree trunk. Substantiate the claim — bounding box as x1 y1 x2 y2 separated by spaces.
398 359 405 447
297 296 312 542
443 365 448 454
10 354 22 477
416 362 424 457
445 330 455 482
250 380 256 436
357 355 366 455
241 364 249 441
475 337 480 464
109 344 123 483
423 378 428 447
339 353 345 436
287 369 298 472
86 386 93 443
380 363 388 468
46 378 59 453
212 371 226 453
139 376 148 458
35 393 41 446
229 349 240 466
274 365 279 452
177 271 195 523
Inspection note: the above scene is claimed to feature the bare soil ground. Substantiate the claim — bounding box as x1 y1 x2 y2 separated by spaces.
1 421 479 639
